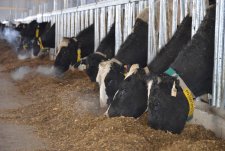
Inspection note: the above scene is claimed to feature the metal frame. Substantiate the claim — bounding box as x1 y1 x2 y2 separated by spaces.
14 0 225 110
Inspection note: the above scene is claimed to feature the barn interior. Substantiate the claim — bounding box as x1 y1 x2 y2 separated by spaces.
0 0 225 150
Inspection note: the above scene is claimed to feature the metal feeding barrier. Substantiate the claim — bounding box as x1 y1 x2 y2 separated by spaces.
15 0 225 110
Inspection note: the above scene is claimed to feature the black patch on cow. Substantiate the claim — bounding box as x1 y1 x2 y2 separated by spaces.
86 23 115 82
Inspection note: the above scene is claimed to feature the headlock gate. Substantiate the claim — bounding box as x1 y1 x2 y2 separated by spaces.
15 0 225 110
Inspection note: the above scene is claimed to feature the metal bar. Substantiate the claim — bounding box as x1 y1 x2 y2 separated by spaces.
191 0 197 36
107 6 115 32
138 0 144 14
85 10 89 28
71 12 75 37
172 0 178 35
115 4 122 55
100 7 106 41
63 13 67 37
158 0 168 50
67 13 71 37
89 9 94 25
216 0 225 108
80 11 85 31
212 0 220 106
124 3 132 41
94 8 100 51
147 0 157 64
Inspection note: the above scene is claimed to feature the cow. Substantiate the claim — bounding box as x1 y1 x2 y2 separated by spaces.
105 15 192 118
146 5 215 134
32 23 55 56
85 23 115 82
96 7 149 108
54 24 94 74
18 20 50 53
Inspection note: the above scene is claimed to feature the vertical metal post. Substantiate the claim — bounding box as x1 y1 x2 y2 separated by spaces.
213 0 225 108
158 0 167 50
67 13 71 36
85 10 89 28
172 0 178 35
107 6 115 32
89 9 94 25
75 11 81 35
71 12 75 37
191 0 197 36
100 7 106 41
115 5 122 55
81 11 85 31
95 8 100 51
138 0 145 14
123 3 132 41
148 0 157 64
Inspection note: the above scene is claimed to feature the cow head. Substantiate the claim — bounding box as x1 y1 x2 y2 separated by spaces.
86 53 107 82
105 64 149 118
104 62 126 105
147 74 189 134
54 37 79 74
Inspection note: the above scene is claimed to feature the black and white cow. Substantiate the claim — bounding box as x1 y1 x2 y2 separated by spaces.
54 24 94 74
85 23 115 82
96 8 149 108
147 5 215 134
32 23 55 56
105 15 192 118
18 20 50 53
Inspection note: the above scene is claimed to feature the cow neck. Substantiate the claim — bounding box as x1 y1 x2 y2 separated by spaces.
95 51 107 59
164 67 194 121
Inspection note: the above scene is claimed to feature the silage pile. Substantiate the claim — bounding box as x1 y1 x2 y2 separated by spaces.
0 40 225 151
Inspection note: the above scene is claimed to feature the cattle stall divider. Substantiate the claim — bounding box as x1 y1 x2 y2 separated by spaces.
15 0 225 125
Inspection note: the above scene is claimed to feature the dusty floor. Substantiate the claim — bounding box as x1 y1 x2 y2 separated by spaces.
0 39 225 151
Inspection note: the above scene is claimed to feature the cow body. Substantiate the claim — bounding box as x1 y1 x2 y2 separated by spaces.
106 15 192 118
147 5 215 134
54 24 94 74
85 23 115 82
96 8 149 108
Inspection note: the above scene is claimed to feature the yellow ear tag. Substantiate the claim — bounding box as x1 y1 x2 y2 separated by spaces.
38 37 44 50
183 88 194 118
77 48 81 62
35 28 39 38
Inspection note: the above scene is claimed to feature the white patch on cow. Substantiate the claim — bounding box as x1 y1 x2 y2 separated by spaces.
96 60 113 108
72 37 78 42
104 104 111 117
78 64 87 71
56 38 70 56
124 64 140 79
146 80 153 112
69 65 76 72
113 90 119 101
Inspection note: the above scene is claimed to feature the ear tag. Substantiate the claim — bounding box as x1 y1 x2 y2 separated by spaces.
35 28 39 38
171 81 177 97
77 48 81 62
